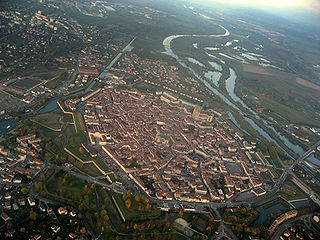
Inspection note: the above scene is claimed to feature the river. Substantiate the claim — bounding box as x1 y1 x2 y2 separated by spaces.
162 24 320 164
224 67 319 163
227 112 250 136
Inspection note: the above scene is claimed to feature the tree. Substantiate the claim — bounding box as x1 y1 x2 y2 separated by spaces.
127 189 132 196
133 224 138 230
45 142 52 150
146 204 151 211
240 207 247 215
79 147 84 154
35 182 43 192
251 228 259 235
100 209 107 217
79 203 84 211
29 210 37 221
60 154 67 164
80 227 86 234
179 209 183 216
235 224 243 233
21 187 29 195
166 222 170 229
45 152 51 161
125 199 131 209
103 215 109 224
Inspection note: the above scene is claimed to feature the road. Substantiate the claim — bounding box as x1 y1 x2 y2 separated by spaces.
289 140 320 171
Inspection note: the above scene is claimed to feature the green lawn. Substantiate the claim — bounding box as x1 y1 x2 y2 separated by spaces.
65 131 109 173
45 71 70 90
112 192 160 221
31 112 66 130
280 180 308 201
73 112 86 133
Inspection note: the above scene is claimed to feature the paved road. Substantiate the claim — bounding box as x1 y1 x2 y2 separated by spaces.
289 140 320 171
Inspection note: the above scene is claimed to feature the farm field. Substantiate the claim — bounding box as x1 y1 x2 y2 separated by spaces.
242 64 272 75
296 77 320 91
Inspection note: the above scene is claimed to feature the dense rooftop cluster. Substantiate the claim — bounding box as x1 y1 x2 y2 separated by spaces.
0 133 44 182
81 87 272 203
113 52 212 103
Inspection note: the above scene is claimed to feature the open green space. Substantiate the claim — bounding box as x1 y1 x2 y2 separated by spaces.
38 169 187 238
236 66 320 128
280 180 308 201
267 167 282 180
262 198 290 209
65 131 109 173
112 192 161 221
223 208 260 238
258 94 319 126
45 71 71 90
73 112 86 133
31 112 72 131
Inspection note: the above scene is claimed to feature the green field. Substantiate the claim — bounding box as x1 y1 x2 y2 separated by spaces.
31 112 72 130
65 131 109 172
280 180 307 201
72 162 104 178
112 192 161 221
45 71 71 90
73 112 86 133
236 67 320 128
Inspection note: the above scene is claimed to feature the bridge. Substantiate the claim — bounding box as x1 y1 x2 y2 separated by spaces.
289 139 320 171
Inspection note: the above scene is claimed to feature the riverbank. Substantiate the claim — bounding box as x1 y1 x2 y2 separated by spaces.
162 26 315 164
